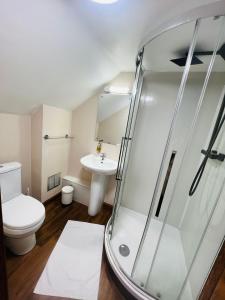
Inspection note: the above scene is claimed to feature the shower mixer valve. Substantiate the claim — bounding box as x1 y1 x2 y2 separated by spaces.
201 149 225 162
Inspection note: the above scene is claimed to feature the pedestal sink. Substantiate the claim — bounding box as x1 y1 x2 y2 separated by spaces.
80 154 117 216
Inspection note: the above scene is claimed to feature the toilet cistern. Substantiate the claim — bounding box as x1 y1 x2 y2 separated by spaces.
80 154 117 216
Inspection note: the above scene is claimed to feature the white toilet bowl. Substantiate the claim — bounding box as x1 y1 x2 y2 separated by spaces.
2 194 45 255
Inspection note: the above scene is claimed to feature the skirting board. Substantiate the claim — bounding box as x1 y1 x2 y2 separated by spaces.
62 176 114 207
63 176 90 206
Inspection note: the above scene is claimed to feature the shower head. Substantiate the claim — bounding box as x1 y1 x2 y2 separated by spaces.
170 56 203 67
170 43 225 67
218 43 225 60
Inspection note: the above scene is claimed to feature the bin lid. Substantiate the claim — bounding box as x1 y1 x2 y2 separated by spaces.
62 185 74 193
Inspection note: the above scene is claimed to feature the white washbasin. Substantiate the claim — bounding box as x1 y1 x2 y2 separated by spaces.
80 154 118 216
80 154 117 175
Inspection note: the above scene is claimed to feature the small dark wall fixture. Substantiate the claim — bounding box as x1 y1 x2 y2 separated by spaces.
171 43 225 66
47 173 61 191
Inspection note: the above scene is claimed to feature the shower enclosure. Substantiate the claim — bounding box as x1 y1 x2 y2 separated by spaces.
105 2 225 300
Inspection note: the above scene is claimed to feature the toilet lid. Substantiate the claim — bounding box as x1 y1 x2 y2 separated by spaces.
2 194 45 230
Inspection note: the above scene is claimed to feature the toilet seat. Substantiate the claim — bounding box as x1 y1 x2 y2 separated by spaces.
2 194 45 230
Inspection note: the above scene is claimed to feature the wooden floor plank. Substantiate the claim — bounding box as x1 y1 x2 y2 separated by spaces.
211 270 225 300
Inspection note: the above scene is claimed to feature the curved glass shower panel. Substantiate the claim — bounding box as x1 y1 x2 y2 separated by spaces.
111 53 144 229
109 57 144 275
110 20 196 278
179 17 225 300
131 18 204 290
143 16 225 300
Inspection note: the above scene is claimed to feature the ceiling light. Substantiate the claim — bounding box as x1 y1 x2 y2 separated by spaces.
91 0 118 4
141 95 155 105
145 96 154 103
104 86 130 95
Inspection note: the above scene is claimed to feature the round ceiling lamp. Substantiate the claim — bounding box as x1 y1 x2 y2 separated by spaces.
91 0 118 4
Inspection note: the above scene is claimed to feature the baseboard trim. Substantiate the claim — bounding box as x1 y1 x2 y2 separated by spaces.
43 192 113 209
103 202 113 208
43 192 61 206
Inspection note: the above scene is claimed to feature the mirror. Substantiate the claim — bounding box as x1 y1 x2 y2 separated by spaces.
95 92 131 145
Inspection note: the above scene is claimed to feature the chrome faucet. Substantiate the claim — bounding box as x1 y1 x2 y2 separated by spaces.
100 153 106 161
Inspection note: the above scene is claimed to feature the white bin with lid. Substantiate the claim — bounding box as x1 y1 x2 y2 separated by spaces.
62 185 74 205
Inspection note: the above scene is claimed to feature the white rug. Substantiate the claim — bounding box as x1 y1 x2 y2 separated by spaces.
34 221 105 300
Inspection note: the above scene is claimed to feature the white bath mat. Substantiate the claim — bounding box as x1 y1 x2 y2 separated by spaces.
34 221 105 300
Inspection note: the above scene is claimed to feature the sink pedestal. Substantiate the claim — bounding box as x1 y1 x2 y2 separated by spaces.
80 154 117 216
88 173 109 216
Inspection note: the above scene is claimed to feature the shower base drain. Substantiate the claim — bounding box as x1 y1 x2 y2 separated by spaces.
119 244 130 257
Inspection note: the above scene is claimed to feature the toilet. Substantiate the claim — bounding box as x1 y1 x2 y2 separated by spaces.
0 162 45 255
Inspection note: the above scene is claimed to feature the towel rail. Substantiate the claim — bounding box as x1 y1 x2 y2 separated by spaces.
43 134 74 140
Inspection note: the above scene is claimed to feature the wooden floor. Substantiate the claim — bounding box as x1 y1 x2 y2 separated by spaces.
211 269 225 300
5 195 225 300
6 196 125 300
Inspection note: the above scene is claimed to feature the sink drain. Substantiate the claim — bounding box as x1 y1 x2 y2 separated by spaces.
119 244 130 257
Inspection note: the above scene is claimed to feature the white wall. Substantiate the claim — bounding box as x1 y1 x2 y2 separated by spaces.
0 113 31 194
31 104 72 202
31 106 43 200
122 72 183 214
121 72 225 224
41 105 72 202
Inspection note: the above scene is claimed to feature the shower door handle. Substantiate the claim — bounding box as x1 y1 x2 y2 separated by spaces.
116 136 132 181
116 137 125 181
155 151 176 217
116 137 132 181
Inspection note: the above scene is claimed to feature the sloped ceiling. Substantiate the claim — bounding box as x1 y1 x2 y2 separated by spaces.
0 0 216 114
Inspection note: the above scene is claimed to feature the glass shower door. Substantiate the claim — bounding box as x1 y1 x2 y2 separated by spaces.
108 9 225 300
110 18 197 279
132 15 225 300
110 49 144 236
